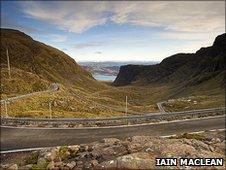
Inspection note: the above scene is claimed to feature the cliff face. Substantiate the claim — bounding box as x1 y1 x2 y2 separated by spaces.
113 33 225 86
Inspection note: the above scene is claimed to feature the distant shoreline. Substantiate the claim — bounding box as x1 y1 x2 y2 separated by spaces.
93 73 116 81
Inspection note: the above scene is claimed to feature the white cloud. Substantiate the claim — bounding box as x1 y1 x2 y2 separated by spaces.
20 1 224 34
125 1 225 33
21 1 109 33
19 1 224 62
74 42 103 49
50 34 67 43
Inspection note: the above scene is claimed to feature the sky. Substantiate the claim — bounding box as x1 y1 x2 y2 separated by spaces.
1 1 225 62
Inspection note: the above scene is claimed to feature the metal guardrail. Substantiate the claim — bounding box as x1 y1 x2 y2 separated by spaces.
1 107 225 126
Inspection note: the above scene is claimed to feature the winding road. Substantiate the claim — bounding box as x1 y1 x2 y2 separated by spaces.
1 84 225 152
157 101 166 113
1 116 225 152
0 83 59 105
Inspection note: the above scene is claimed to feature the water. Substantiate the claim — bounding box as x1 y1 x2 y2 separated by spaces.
93 74 117 81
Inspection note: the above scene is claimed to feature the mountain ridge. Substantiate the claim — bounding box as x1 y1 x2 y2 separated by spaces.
0 28 107 93
113 33 225 87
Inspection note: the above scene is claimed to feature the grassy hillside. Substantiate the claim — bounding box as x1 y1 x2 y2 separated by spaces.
0 29 157 117
0 29 224 118
0 29 107 92
1 67 51 99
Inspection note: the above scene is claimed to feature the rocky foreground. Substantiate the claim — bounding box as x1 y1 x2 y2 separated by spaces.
1 131 225 170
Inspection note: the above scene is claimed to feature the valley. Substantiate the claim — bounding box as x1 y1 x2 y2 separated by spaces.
0 29 225 118
1 1 225 169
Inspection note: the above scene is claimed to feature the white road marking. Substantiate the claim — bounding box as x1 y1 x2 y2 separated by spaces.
0 147 54 154
160 128 225 138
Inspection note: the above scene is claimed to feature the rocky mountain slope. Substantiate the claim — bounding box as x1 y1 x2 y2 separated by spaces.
113 33 225 87
0 29 106 93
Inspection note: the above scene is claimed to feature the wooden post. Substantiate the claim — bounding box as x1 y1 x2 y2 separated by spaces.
125 96 128 114
49 101 52 119
6 49 11 79
4 100 8 117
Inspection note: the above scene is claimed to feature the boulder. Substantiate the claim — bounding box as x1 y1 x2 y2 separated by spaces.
54 162 63 167
46 161 55 170
8 164 18 170
98 152 155 169
68 145 80 158
211 138 221 144
33 157 48 169
79 145 89 152
44 150 59 162
101 138 120 145
90 159 99 167
66 161 76 169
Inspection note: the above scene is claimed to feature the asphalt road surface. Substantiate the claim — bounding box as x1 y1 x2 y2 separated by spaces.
1 116 225 151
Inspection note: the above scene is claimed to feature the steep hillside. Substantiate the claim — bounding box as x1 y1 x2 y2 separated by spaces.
0 29 106 92
1 67 50 98
113 33 225 87
0 29 138 118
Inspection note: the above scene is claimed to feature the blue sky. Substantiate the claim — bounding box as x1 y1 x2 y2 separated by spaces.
1 1 225 62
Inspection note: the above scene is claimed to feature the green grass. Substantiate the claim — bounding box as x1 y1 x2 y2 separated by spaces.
1 68 50 99
1 78 224 118
1 67 224 118
163 95 224 112
169 133 205 141
25 152 39 164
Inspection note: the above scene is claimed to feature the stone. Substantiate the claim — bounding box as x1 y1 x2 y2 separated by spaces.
90 159 99 167
79 145 89 152
1 164 10 169
8 164 18 170
66 161 76 169
101 138 120 145
68 145 80 154
211 138 221 143
45 152 54 162
37 157 47 164
54 162 63 167
98 152 155 169
53 101 58 107
69 107 75 111
46 161 55 170
145 148 153 152
91 144 128 161
209 146 215 152
24 164 33 170
75 161 83 169
36 157 48 169
79 152 92 159
59 148 70 160
19 166 30 170
83 162 92 169
87 145 94 152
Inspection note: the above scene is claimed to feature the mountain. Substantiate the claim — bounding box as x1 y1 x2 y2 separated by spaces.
79 61 158 76
78 61 158 67
81 65 120 76
0 29 106 93
113 33 225 87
